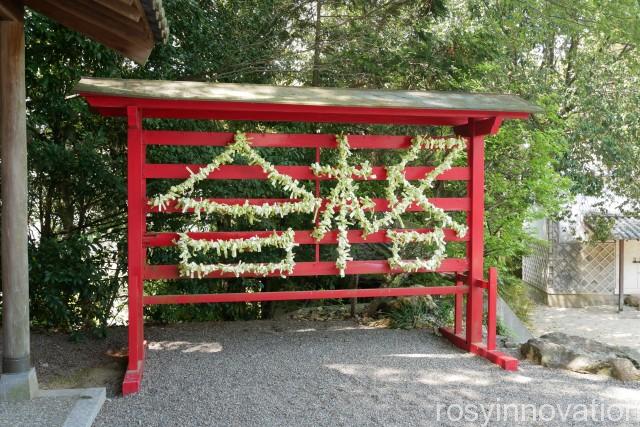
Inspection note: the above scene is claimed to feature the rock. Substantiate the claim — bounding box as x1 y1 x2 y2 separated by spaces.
520 332 640 381
610 358 640 381
624 294 640 308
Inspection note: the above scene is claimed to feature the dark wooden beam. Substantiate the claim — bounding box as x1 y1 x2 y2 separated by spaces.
69 0 149 38
24 0 154 64
0 0 22 21
94 0 142 23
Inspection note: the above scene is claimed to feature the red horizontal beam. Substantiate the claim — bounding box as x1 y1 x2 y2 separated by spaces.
143 285 469 305
143 131 463 149
143 164 469 181
143 228 468 247
83 95 524 126
97 107 472 126
143 258 468 280
147 197 470 213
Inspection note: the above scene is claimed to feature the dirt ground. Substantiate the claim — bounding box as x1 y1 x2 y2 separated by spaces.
0 327 129 397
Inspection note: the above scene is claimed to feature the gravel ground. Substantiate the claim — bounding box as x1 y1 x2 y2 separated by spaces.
91 320 640 427
0 395 78 427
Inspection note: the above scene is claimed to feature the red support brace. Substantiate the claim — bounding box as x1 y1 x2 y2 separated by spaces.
487 267 498 351
454 273 464 335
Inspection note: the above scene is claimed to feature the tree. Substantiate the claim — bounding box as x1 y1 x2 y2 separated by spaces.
19 0 640 330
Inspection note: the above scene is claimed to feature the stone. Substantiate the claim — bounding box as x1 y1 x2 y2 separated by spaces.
624 294 640 308
520 332 640 381
0 368 38 401
610 358 640 381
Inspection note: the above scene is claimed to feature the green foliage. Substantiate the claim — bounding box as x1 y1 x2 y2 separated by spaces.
29 235 123 334
144 279 263 323
585 215 616 242
21 0 640 331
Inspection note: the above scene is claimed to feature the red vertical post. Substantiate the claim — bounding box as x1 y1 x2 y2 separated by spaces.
122 106 146 395
314 146 321 263
487 267 497 351
466 119 484 344
454 273 463 335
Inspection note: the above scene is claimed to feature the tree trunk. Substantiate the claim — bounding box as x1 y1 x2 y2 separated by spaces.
311 0 323 86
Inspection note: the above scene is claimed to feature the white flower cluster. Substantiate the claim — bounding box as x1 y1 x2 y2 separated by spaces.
175 229 298 278
149 132 319 222
310 134 467 276
152 132 468 279
378 136 467 272
374 136 468 233
311 134 377 276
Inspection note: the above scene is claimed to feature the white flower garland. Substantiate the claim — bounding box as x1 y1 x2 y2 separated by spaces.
175 229 298 278
374 135 468 234
149 132 319 222
151 132 468 278
378 135 468 273
310 134 467 276
149 132 314 277
310 134 377 276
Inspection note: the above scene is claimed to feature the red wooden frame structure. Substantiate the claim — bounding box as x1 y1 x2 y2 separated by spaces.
77 78 539 395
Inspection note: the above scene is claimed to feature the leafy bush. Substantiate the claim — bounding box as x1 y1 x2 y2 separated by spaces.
144 279 263 323
29 235 123 335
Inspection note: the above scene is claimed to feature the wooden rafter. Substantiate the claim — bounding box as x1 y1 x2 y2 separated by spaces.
94 0 142 23
0 0 22 21
24 0 158 63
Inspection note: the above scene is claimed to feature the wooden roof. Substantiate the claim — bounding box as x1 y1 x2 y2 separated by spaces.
76 77 541 114
17 0 168 64
0 0 22 21
76 78 540 128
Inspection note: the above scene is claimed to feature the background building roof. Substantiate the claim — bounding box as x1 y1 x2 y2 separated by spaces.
611 217 640 240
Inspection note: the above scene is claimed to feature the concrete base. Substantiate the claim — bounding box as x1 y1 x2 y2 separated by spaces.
525 285 618 308
40 387 106 427
0 367 38 401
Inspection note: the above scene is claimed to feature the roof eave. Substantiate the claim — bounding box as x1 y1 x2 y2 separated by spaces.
24 0 169 64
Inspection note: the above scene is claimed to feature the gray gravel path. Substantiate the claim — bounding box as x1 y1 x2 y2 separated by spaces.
94 320 640 426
